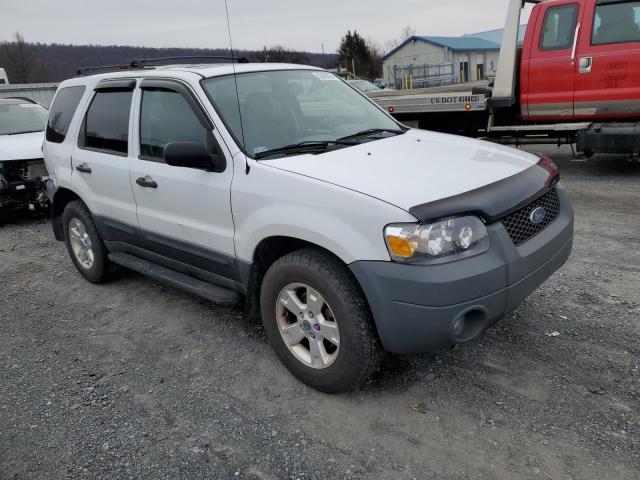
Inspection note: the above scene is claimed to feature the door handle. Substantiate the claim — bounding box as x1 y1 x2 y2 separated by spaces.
75 163 92 174
136 175 158 189
579 57 593 74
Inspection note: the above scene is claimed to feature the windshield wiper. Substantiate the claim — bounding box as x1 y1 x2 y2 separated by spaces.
336 128 405 142
254 140 357 159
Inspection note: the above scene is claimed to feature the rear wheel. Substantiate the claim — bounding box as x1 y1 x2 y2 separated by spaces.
260 248 383 393
62 200 112 283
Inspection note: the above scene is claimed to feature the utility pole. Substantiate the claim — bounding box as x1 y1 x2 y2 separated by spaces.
352 58 356 78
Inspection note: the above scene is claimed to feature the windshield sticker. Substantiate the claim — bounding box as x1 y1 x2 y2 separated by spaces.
254 146 270 155
312 72 339 82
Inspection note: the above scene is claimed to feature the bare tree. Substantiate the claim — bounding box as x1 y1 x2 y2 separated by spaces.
401 26 417 41
0 32 47 83
383 26 417 54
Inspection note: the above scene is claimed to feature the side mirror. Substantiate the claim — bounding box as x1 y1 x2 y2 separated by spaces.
163 141 226 172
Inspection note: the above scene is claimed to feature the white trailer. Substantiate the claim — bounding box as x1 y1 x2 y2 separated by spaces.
367 81 490 132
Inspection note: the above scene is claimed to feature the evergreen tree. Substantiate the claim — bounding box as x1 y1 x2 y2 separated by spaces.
338 30 373 78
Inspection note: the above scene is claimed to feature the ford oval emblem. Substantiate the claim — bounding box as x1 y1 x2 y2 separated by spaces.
529 207 546 225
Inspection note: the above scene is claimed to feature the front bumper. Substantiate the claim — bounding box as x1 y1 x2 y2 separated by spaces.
0 178 47 211
350 186 574 354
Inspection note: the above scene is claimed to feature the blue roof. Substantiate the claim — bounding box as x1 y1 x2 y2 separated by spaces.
382 35 501 62
462 25 527 45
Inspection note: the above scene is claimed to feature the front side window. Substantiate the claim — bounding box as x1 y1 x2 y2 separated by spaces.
540 4 579 50
593 1 640 45
46 86 85 143
81 90 132 155
139 89 210 161
202 69 401 159
0 100 49 136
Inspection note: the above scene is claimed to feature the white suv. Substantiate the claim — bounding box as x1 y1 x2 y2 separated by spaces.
44 61 574 393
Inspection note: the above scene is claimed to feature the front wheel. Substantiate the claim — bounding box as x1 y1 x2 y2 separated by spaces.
260 248 383 393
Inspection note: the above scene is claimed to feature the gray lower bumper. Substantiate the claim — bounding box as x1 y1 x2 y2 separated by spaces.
350 187 574 354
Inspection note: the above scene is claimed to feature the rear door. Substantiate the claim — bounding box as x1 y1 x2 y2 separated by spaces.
574 0 640 119
129 79 237 282
522 1 583 121
71 79 139 245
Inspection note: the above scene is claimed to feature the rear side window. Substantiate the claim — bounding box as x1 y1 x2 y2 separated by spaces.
80 90 132 155
46 86 86 143
540 4 579 50
593 1 640 45
139 89 209 161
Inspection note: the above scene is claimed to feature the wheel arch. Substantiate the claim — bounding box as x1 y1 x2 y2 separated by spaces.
243 235 356 321
50 187 84 241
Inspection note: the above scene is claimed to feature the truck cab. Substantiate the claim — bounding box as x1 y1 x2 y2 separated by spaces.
520 0 640 122
368 0 640 157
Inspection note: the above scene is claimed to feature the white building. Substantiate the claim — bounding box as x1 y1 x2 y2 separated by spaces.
381 36 501 89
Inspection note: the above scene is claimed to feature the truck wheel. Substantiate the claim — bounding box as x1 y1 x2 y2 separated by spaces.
62 200 112 284
260 248 383 393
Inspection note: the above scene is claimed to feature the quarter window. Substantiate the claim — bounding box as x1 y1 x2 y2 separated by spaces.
80 90 132 155
592 1 640 45
139 89 210 161
46 86 86 143
540 4 579 50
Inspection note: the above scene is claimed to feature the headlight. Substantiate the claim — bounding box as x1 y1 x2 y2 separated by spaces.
385 216 489 263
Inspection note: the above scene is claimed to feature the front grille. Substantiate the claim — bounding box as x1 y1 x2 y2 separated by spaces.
501 188 560 246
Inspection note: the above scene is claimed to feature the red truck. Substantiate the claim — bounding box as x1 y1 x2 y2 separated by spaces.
371 0 640 157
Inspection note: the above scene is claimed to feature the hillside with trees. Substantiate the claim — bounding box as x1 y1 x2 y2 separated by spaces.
0 33 337 83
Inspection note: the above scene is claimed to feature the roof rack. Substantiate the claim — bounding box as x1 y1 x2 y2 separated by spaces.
76 64 141 76
130 55 250 68
76 55 250 76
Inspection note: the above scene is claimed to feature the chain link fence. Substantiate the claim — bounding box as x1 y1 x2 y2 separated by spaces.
392 64 458 90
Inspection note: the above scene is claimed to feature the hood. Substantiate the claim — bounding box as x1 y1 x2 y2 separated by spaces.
264 129 541 212
0 131 45 161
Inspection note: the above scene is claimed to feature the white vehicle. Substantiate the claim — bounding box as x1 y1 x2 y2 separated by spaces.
0 98 50 215
347 79 381 93
0 68 8 85
44 60 574 392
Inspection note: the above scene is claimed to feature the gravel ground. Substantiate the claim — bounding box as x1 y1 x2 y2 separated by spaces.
1 147 639 480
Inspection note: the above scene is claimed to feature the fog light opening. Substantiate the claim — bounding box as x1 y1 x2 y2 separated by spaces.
451 308 488 342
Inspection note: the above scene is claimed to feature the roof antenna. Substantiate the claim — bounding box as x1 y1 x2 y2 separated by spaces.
224 0 250 174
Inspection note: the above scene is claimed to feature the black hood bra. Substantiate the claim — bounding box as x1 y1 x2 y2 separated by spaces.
408 156 560 224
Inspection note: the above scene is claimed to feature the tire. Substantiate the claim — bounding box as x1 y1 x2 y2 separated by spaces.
62 200 112 284
260 248 383 393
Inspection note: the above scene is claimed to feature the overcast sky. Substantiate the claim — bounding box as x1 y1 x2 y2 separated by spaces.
2 0 532 52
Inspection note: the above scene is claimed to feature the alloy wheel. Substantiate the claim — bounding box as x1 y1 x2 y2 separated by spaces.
276 283 341 369
68 218 95 270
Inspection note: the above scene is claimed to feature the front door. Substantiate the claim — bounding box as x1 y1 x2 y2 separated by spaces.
522 1 583 121
476 54 486 80
574 0 640 120
459 56 470 82
129 79 237 281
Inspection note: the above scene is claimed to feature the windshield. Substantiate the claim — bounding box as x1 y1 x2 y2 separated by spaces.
202 69 401 158
0 101 49 135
